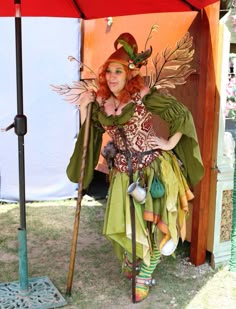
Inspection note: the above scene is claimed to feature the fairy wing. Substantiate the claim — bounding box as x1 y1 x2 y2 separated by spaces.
51 31 195 100
50 79 97 104
147 32 195 93
51 56 97 104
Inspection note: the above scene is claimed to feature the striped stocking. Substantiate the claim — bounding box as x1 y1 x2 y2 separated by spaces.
135 243 161 302
138 243 161 278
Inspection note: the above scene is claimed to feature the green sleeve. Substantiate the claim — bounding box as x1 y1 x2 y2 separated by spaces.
143 88 204 186
66 103 105 188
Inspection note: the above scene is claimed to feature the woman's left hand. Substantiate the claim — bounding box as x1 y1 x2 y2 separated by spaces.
156 137 174 151
156 132 183 151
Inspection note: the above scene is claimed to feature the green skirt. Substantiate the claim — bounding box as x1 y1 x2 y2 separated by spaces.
102 151 194 266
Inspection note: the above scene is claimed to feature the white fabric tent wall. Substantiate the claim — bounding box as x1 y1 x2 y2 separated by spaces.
0 17 80 201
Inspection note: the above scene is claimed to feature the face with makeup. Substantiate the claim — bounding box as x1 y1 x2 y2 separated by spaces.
105 62 127 97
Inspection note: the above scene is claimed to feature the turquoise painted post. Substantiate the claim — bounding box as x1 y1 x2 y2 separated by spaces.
18 228 29 292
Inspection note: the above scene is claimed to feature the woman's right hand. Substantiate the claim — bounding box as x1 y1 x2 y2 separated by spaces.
78 90 96 126
78 90 96 109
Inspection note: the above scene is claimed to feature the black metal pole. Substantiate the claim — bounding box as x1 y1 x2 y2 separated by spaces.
15 0 27 228
14 0 29 292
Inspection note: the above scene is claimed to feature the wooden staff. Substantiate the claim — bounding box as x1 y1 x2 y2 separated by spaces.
119 126 136 302
127 165 136 303
129 191 137 303
66 102 92 296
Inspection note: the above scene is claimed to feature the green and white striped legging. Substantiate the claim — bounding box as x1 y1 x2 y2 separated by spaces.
138 243 161 278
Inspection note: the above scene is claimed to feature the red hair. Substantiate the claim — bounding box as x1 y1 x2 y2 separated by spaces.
96 62 145 103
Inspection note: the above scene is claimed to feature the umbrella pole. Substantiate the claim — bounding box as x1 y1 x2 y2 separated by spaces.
0 1 68 307
66 103 93 296
15 0 29 293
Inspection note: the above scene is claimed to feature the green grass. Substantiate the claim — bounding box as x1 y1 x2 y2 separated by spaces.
1 200 236 308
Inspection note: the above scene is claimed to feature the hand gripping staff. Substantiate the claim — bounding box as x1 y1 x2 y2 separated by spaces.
66 102 92 296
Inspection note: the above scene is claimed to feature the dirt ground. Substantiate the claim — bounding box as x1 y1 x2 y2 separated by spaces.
64 197 236 309
1 191 236 308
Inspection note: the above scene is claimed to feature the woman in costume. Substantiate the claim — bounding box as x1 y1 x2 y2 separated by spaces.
65 30 204 302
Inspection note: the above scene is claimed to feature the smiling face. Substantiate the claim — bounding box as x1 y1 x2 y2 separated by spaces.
105 62 127 96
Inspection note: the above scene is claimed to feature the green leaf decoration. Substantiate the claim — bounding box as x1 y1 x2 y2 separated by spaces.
117 39 135 60
133 47 153 65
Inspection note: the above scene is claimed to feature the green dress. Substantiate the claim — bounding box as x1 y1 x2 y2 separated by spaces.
66 88 204 265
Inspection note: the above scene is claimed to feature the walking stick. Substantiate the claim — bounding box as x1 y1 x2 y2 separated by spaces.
119 127 137 303
129 186 137 303
66 102 93 296
127 160 136 303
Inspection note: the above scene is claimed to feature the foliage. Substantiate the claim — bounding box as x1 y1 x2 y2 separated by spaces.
225 76 236 119
220 0 234 10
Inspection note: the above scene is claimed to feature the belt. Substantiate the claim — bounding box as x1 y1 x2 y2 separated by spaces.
117 148 161 158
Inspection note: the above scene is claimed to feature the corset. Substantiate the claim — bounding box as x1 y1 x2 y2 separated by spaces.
102 99 161 173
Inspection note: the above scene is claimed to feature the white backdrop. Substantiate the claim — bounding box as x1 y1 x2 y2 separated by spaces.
0 17 81 201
